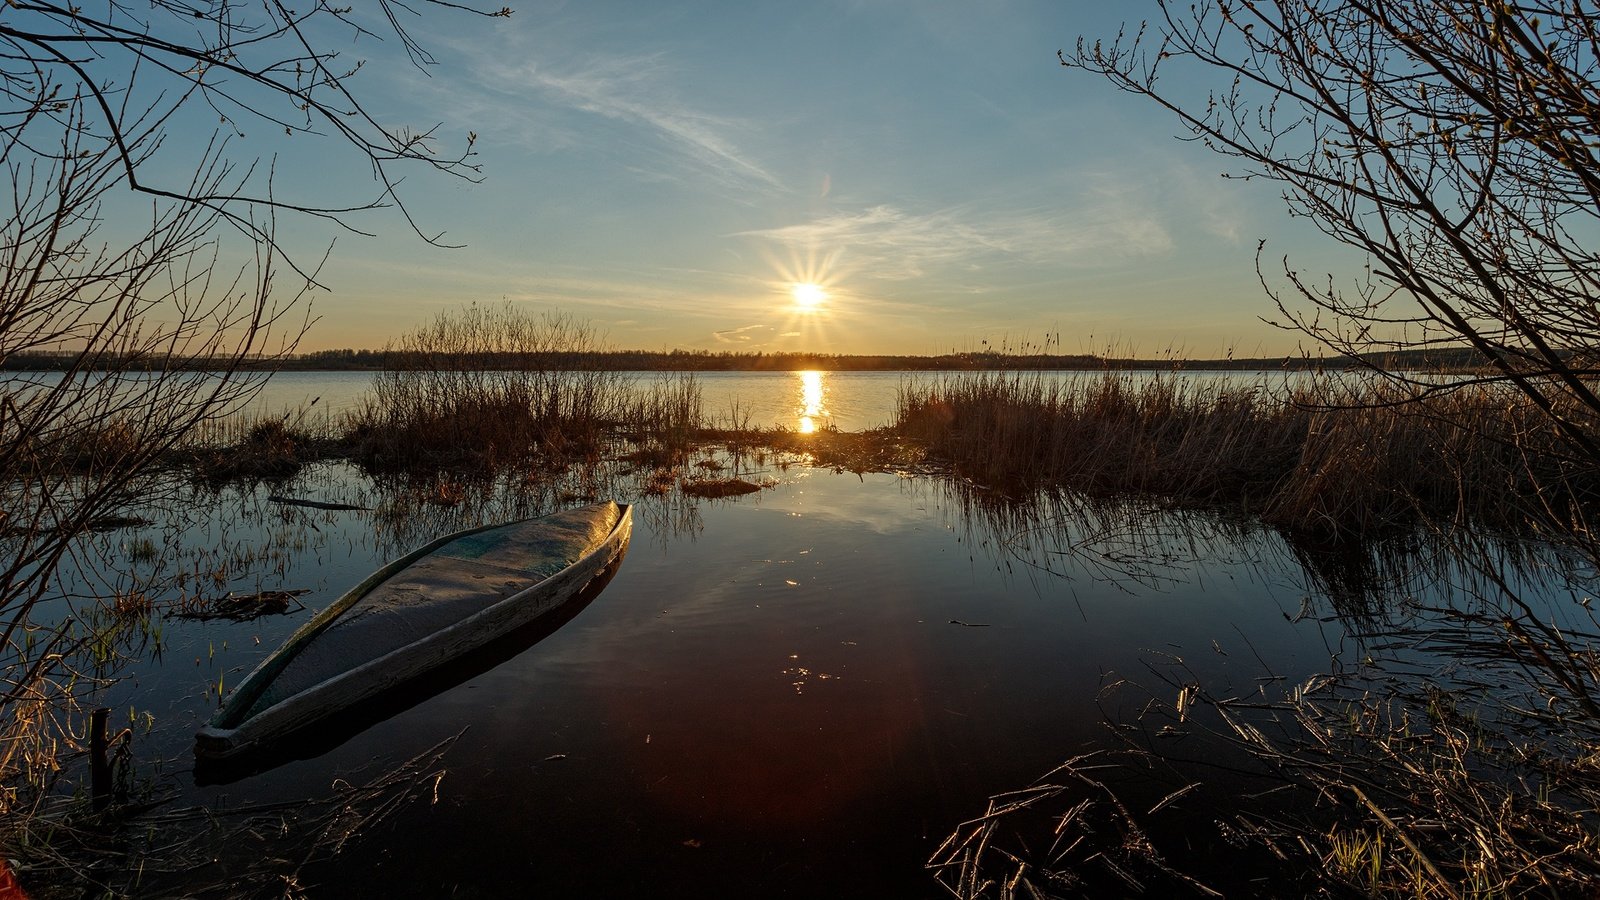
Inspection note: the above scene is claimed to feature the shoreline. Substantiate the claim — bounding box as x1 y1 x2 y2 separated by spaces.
1 347 1486 374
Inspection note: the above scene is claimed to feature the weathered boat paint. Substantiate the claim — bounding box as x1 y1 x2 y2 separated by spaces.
194 502 631 760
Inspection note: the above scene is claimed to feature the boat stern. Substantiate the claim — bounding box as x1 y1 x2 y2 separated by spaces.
194 724 245 760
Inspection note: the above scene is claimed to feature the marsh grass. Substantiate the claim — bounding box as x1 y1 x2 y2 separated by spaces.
17 421 145 478
27 350 1600 895
924 471 1600 899
181 412 339 484
4 734 461 897
172 588 309 621
621 371 703 450
342 306 633 474
894 370 1598 536
681 477 766 498
345 368 630 473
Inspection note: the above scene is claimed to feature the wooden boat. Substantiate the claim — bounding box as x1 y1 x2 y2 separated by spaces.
195 502 632 760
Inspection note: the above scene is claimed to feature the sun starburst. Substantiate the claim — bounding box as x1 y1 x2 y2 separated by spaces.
791 282 827 311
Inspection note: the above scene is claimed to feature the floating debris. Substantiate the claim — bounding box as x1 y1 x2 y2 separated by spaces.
682 478 765 498
267 496 370 511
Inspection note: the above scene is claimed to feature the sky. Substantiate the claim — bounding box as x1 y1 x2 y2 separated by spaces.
239 1 1357 357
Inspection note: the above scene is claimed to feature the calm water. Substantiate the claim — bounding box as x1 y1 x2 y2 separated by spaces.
244 368 1305 432
58 451 1575 897
20 366 1565 895
243 369 916 431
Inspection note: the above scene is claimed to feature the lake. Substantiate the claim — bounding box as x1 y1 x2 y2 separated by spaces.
62 441 1571 897
242 368 1310 433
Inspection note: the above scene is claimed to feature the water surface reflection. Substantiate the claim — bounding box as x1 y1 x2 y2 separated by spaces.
65 460 1589 897
794 369 830 433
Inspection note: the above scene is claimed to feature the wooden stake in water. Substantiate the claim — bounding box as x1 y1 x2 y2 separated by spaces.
90 707 110 811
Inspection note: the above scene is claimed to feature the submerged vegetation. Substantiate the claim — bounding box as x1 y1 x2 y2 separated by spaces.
8 350 1600 896
6 0 1600 891
162 362 1600 894
920 474 1600 899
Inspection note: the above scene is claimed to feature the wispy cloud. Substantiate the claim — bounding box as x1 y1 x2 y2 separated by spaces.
713 324 770 343
1166 162 1245 244
474 51 783 193
736 198 1172 281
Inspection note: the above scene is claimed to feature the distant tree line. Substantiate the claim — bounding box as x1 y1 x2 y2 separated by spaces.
2 346 1492 373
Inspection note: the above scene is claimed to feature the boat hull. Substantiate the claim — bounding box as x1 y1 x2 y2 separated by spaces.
195 503 631 760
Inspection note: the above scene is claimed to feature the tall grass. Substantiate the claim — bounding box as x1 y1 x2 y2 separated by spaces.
342 304 633 472
619 371 704 453
894 370 1595 534
178 406 342 482
910 371 1600 898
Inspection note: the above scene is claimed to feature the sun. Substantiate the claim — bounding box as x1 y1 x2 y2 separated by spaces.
790 282 828 311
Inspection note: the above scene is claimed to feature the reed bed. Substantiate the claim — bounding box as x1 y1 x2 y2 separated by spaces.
344 367 633 472
903 372 1600 895
924 472 1600 899
614 371 706 467
335 305 635 473
5 734 462 897
894 370 1597 535
179 411 341 482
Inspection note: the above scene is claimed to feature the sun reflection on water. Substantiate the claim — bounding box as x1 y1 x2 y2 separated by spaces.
796 370 829 434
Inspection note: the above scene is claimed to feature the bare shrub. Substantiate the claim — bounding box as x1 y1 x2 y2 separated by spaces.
0 0 503 803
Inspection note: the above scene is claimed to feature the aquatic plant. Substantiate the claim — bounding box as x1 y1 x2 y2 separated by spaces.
681 477 766 499
931 479 1600 898
894 369 1597 537
619 371 706 456
345 304 634 473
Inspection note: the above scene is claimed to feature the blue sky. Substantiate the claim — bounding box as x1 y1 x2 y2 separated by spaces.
280 0 1350 356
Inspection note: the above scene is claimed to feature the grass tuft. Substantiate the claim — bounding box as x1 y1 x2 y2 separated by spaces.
682 477 766 498
893 370 1599 536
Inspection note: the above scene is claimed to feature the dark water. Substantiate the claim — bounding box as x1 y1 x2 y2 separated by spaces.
61 460 1576 897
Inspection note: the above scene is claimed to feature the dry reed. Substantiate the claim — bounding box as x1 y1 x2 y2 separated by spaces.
342 305 633 473
894 370 1596 535
916 436 1600 898
5 734 461 897
681 477 766 498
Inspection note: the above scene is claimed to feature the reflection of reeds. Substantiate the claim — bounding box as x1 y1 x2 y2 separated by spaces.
8 733 461 896
906 414 1600 896
895 370 1595 536
936 500 1600 897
